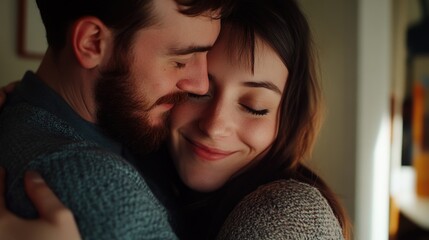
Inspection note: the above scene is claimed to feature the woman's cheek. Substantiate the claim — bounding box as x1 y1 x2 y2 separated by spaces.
241 118 277 152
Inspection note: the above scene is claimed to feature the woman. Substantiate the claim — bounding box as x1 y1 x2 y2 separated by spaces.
0 0 350 239
143 0 350 239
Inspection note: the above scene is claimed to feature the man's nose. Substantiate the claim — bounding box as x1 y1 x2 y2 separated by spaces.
176 54 209 95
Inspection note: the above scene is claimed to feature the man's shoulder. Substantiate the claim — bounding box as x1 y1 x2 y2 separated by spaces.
0 104 177 238
0 102 141 198
0 102 113 174
5 146 178 239
0 102 80 139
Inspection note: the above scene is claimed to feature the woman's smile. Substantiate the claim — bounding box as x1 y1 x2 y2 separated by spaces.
184 136 235 161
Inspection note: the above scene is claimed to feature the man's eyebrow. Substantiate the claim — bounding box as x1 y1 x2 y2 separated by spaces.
168 45 213 55
242 81 282 95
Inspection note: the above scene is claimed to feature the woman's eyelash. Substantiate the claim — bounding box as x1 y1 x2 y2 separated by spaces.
187 94 268 116
240 104 269 116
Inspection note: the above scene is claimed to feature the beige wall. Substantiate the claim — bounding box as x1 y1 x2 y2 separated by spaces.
0 0 41 87
300 0 358 224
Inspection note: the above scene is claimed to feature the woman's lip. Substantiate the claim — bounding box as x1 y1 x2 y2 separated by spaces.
184 137 234 161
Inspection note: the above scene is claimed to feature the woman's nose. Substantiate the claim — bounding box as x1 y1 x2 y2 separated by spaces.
198 100 233 139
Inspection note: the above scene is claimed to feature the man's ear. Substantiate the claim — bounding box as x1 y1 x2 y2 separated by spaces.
71 17 111 69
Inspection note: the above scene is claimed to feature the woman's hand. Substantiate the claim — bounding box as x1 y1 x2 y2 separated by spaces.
0 168 81 240
0 81 18 107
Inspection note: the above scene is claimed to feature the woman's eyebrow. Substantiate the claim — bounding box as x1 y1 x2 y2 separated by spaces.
242 81 282 95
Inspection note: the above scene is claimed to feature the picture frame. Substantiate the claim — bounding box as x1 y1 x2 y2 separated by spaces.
17 0 47 58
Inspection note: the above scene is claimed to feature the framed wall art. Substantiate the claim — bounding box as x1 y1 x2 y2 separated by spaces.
17 0 47 58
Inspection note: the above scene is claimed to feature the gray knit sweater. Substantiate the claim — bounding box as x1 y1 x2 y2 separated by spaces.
217 180 344 240
0 72 178 239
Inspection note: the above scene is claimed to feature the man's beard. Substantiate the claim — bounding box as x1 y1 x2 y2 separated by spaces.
95 52 187 158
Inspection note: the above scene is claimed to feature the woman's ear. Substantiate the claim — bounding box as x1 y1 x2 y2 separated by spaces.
71 17 111 69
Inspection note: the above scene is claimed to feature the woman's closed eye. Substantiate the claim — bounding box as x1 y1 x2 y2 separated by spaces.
189 93 270 116
240 104 269 116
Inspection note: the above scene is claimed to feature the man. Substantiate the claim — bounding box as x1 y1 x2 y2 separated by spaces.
0 0 231 238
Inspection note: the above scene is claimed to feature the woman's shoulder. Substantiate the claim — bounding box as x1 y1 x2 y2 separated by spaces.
251 179 331 205
216 179 344 240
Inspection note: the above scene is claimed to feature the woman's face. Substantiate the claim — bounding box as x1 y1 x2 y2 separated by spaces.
169 33 288 192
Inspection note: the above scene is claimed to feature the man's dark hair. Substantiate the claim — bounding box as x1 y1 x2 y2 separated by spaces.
36 0 234 52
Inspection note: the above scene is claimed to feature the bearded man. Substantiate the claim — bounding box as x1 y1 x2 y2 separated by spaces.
0 0 232 238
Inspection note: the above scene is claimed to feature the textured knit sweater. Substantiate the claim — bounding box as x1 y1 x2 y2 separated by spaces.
216 179 344 240
0 72 177 239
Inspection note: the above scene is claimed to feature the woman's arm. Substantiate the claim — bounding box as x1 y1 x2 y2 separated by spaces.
0 167 81 240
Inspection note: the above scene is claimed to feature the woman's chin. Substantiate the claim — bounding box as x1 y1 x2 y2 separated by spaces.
182 175 225 193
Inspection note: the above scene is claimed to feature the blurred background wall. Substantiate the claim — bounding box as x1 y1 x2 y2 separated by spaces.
0 0 40 85
301 0 358 224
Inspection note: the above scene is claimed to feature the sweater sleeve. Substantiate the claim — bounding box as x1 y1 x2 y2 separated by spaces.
6 146 178 240
216 180 344 240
